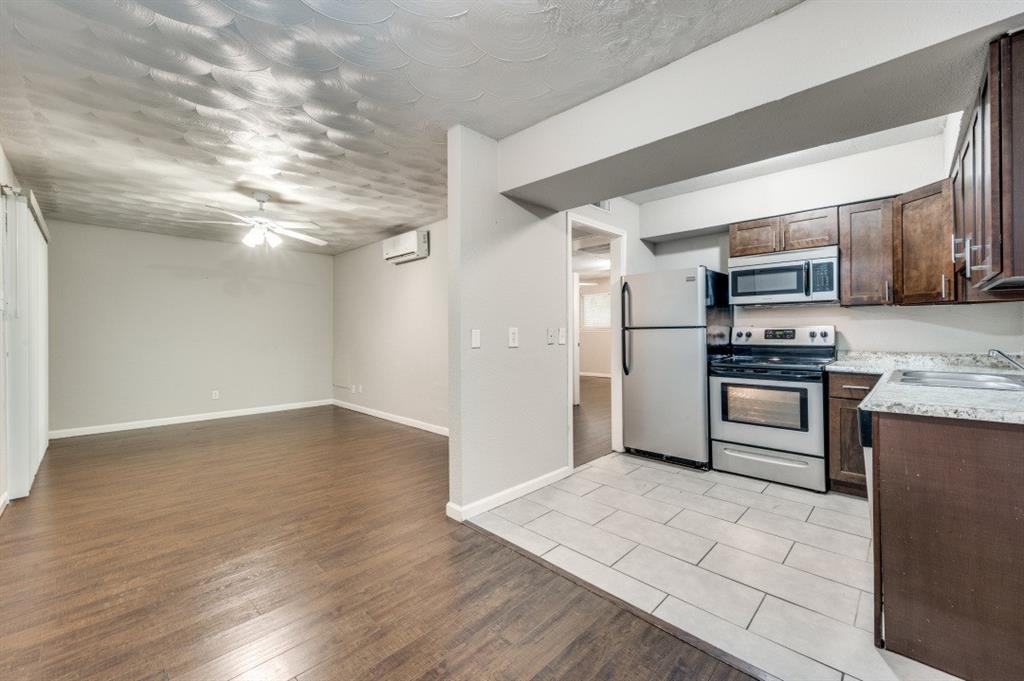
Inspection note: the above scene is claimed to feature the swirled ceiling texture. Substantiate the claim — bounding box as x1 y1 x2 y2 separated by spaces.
0 0 800 253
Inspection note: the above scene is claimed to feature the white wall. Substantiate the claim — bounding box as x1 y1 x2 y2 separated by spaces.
48 221 333 432
579 276 611 375
641 135 946 240
447 125 570 517
332 220 448 432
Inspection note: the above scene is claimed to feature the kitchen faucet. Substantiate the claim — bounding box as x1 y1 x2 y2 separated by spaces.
989 349 1024 371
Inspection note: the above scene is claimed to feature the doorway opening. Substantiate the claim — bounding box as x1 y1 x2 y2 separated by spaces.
567 213 626 469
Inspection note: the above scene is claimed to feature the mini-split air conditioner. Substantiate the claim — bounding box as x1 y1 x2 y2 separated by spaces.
382 229 429 264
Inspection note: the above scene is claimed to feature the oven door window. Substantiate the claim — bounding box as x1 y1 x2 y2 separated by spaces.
731 265 806 298
721 383 809 432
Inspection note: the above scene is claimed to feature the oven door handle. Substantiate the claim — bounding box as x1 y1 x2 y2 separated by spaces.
803 261 811 296
722 447 810 469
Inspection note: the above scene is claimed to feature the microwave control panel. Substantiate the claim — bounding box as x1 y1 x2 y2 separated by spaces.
811 262 835 292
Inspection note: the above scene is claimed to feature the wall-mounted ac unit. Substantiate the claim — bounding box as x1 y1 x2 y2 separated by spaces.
383 229 429 264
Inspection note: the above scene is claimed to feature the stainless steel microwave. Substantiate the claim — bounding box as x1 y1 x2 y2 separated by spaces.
728 246 838 305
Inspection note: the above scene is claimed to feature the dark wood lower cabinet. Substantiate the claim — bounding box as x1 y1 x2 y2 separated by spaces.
827 398 867 497
826 372 878 497
874 414 1024 681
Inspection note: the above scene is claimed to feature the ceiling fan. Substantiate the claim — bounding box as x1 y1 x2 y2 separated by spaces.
181 192 328 248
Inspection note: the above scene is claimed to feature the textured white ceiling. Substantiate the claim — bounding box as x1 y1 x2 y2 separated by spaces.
0 0 801 253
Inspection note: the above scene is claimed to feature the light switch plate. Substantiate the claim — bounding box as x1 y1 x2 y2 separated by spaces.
546 328 555 345
557 327 567 345
508 327 519 348
471 329 481 349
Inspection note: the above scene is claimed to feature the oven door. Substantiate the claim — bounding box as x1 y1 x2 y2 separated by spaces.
729 262 809 305
709 375 824 456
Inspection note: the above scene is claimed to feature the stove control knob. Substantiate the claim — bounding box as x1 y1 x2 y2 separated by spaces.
821 330 829 338
809 331 817 339
744 331 752 339
735 331 743 339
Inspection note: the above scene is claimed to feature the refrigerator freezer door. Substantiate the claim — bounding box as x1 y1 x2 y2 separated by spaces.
623 328 709 463
623 268 706 328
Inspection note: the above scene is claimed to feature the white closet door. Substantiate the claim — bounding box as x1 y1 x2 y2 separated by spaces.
29 219 48 474
4 197 48 499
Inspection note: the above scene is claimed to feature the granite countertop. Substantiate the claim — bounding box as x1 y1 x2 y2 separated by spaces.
826 351 1024 426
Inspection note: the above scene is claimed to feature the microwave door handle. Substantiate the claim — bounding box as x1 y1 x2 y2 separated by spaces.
803 261 811 296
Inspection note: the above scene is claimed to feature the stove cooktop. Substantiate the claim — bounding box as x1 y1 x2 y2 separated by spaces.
711 354 834 371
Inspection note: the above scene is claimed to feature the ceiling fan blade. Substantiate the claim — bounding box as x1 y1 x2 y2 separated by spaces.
271 226 328 246
272 220 322 231
204 205 255 223
174 219 249 226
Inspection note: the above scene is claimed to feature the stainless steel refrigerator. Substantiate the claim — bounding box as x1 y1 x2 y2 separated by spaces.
621 266 731 467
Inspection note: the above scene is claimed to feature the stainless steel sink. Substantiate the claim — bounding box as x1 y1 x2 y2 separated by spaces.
892 370 1024 391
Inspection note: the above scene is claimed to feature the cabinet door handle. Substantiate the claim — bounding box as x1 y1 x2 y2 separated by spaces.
883 280 891 303
940 273 948 300
964 237 972 279
951 234 963 263
841 385 871 391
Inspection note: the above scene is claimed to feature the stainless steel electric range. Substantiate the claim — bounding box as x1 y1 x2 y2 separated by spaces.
708 326 836 492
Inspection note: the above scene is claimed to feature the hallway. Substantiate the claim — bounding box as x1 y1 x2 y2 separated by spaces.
574 376 613 467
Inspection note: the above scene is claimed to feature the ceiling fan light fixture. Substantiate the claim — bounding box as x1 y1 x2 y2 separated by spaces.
265 231 283 248
243 226 265 247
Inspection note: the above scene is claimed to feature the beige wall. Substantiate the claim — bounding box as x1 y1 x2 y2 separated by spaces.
580 276 611 375
48 221 333 431
332 219 448 431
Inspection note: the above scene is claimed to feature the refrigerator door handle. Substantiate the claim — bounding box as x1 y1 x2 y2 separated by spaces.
621 280 631 375
621 280 631 328
622 329 631 375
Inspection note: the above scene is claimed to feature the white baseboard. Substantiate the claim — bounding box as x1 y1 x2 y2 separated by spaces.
48 399 335 439
579 372 611 378
332 399 448 437
446 465 572 522
0 492 8 518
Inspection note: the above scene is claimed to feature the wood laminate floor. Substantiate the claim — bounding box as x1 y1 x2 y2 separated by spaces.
0 406 751 681
574 376 613 467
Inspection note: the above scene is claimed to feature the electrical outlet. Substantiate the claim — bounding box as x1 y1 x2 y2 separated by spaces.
508 327 519 348
211 390 220 400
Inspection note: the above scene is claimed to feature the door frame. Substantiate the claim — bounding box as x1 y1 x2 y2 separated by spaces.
566 211 627 471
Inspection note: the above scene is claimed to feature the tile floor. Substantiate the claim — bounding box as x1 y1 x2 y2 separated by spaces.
469 452 962 681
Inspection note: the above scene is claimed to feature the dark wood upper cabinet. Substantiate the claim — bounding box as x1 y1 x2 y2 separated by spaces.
780 207 838 251
729 217 780 256
839 199 894 306
893 179 955 305
950 34 1024 295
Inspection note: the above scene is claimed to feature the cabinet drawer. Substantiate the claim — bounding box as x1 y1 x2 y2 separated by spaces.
829 372 880 399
